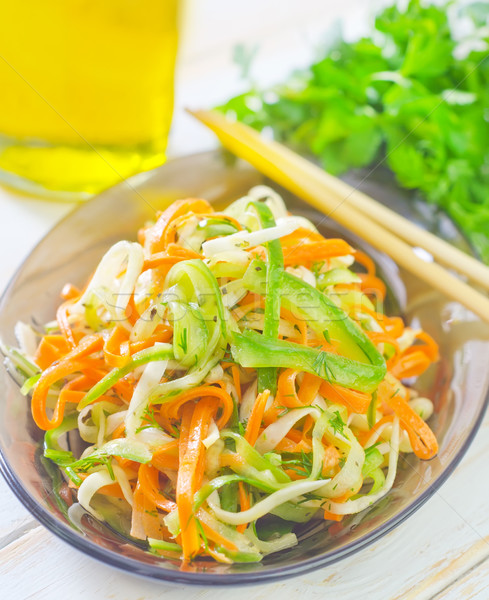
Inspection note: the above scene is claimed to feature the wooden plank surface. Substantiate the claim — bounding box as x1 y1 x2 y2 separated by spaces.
1 1 489 598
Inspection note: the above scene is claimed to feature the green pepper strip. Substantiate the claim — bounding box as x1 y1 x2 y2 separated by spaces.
148 538 182 553
77 344 173 410
221 431 291 484
44 412 81 484
193 474 276 513
243 260 380 364
231 330 385 393
249 202 284 393
367 390 378 429
362 446 385 495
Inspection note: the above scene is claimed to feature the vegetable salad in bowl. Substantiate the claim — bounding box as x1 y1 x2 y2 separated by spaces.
2 186 439 566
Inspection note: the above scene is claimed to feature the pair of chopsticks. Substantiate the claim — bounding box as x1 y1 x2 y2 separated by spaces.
189 109 489 324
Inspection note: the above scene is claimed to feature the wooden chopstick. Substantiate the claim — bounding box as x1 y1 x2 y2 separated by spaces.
190 109 489 323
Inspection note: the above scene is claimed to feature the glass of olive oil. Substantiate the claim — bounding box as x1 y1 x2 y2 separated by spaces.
0 1 179 199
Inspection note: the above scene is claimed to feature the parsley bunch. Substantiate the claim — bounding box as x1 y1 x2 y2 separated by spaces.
219 1 489 261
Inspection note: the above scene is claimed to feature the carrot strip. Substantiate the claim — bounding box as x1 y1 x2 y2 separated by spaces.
143 198 212 254
57 389 118 405
34 335 71 369
31 334 103 430
143 253 185 270
160 383 233 429
244 390 271 447
414 330 439 362
379 381 438 459
390 351 432 379
368 331 401 369
138 464 177 513
130 480 147 539
152 440 180 472
198 519 238 552
60 283 81 301
322 445 340 475
125 293 140 326
301 414 314 443
166 243 203 259
280 307 308 344
111 422 126 440
128 326 173 354
280 227 325 245
320 381 371 414
56 302 77 348
323 509 344 522
282 239 353 267
236 482 250 533
103 326 131 369
359 273 387 300
354 250 376 276
298 373 322 405
277 369 302 408
177 398 217 562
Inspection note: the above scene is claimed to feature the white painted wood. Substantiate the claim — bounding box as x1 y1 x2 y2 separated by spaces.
433 558 489 600
1 1 489 598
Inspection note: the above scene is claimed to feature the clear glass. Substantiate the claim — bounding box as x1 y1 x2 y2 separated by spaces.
0 150 488 585
0 0 178 200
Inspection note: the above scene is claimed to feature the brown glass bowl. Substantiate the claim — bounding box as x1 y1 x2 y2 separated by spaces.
1 150 488 585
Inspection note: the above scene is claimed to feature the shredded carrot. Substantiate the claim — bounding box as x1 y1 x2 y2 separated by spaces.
125 293 140 326
143 198 212 254
160 383 233 429
390 351 432 379
298 373 322 405
236 482 250 533
177 398 217 561
198 517 238 552
323 509 344 522
129 325 173 354
138 463 177 513
103 325 131 369
60 283 81 301
282 237 353 267
320 381 371 414
111 422 126 440
31 334 103 430
152 440 180 472
244 390 271 447
56 301 77 348
359 273 387 300
354 250 376 276
143 252 188 270
33 335 71 370
379 380 438 459
57 389 118 405
322 445 341 475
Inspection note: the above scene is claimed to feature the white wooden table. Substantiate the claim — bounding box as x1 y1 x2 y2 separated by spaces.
1 2 489 598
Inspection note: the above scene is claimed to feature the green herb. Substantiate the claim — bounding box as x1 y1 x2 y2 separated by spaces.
135 405 163 433
219 0 489 262
279 451 314 477
178 328 188 354
312 351 334 381
328 411 346 436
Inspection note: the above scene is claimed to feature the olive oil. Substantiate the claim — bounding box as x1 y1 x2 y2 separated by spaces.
0 1 178 198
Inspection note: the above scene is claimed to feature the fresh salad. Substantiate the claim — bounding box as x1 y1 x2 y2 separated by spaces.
2 186 439 565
